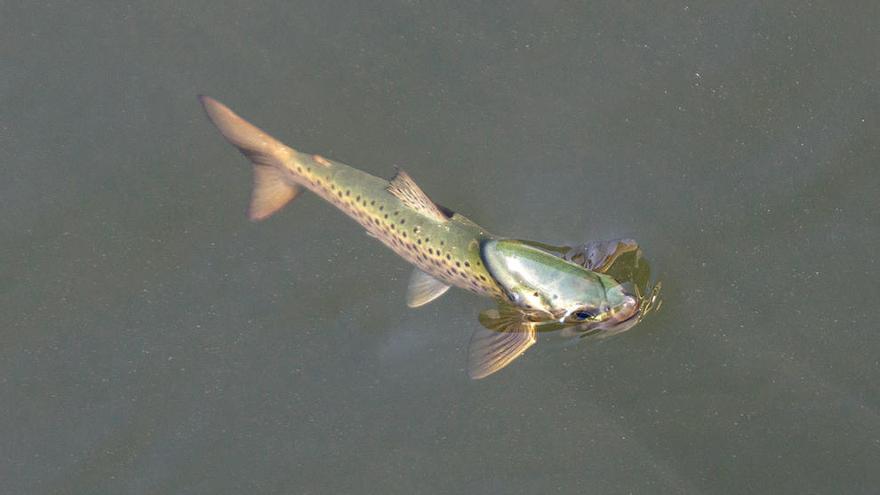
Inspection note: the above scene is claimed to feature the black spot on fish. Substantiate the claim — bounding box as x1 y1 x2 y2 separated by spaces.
400 218 405 224
446 254 451 260
379 205 384 211
370 200 375 205
428 248 433 254
346 190 350 196
455 261 461 267
417 239 422 244
464 261 470 267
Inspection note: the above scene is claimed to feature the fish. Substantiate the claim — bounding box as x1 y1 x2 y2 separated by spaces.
199 96 645 379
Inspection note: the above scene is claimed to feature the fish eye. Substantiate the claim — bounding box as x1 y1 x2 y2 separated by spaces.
574 310 594 320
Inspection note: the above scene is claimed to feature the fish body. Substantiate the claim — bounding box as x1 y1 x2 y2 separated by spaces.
200 96 505 302
199 96 650 378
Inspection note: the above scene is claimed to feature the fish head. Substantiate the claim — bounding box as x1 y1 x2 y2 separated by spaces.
481 239 639 327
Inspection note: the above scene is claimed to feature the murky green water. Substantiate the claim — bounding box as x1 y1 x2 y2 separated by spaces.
3 1 879 493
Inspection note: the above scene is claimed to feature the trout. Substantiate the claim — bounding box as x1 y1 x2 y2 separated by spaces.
199 96 644 378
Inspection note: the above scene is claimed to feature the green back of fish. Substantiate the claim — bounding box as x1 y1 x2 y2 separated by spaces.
293 154 506 300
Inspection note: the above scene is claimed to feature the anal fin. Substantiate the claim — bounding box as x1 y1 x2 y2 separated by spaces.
406 269 451 308
249 165 302 221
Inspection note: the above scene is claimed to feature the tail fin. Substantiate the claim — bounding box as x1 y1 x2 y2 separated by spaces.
198 95 302 221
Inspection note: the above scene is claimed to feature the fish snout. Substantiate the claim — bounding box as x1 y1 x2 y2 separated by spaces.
611 295 639 324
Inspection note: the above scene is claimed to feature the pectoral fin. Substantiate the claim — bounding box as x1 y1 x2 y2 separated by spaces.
468 305 537 379
406 269 451 308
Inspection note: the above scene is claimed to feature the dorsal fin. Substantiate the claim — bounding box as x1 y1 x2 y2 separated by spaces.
386 170 450 222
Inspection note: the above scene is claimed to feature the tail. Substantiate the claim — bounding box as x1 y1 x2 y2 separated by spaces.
199 95 303 221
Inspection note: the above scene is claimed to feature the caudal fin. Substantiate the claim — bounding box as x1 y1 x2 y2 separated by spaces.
198 95 302 221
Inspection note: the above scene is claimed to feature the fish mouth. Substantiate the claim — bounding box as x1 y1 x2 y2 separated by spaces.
567 281 662 340
612 295 639 323
613 280 662 325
